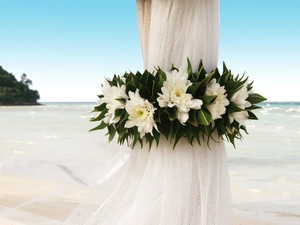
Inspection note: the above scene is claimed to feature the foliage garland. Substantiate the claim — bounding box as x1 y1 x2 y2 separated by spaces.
90 60 267 149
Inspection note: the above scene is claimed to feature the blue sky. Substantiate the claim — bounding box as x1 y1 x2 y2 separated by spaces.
1 0 299 102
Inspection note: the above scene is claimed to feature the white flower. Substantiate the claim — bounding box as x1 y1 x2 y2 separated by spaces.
157 70 203 124
205 78 230 120
125 90 158 138
229 82 251 125
228 111 249 125
101 81 128 124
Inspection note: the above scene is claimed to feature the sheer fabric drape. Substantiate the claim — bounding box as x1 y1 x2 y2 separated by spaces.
0 0 231 224
137 0 219 72
85 0 231 224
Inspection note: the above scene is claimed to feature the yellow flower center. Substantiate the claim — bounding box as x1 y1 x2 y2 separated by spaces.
175 89 183 97
134 107 148 120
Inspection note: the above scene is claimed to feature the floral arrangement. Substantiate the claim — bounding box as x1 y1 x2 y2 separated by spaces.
90 60 266 149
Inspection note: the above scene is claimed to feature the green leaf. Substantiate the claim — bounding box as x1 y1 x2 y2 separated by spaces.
173 125 188 149
199 71 215 94
157 111 171 138
93 102 106 112
215 119 226 136
170 64 179 72
145 133 154 150
140 71 156 94
219 69 232 85
131 72 141 87
247 81 254 90
131 128 141 149
189 71 196 82
117 126 127 140
157 68 167 80
107 126 117 142
188 71 214 96
247 93 267 104
188 110 198 127
190 125 201 145
193 70 201 82
140 70 149 84
228 134 236 148
246 104 261 111
126 82 136 94
170 120 182 140
224 81 236 90
200 95 216 104
115 98 126 104
90 108 108 122
200 124 212 136
152 80 159 98
223 62 229 73
89 121 108 132
187 81 203 96
140 85 152 99
187 81 202 96
153 129 160 147
197 60 205 73
196 108 212 125
187 58 193 74
198 67 207 81
212 68 221 80
118 112 129 126
240 125 248 134
115 108 124 118
186 128 193 143
155 70 166 94
165 107 177 121
225 77 248 96
226 102 243 113
247 111 258 120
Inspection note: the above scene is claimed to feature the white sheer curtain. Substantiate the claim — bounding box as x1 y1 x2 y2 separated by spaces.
137 0 219 72
0 0 231 224
83 0 231 224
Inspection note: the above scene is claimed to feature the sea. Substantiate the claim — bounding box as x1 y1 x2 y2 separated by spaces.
0 101 299 223
224 102 300 222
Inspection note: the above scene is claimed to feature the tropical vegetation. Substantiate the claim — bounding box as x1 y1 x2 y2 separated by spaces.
0 66 40 105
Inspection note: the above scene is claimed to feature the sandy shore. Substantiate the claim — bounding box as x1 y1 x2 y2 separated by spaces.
231 208 296 225
1 105 299 224
1 175 296 225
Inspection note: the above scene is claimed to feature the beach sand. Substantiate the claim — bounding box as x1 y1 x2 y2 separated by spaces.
1 104 299 224
0 173 296 225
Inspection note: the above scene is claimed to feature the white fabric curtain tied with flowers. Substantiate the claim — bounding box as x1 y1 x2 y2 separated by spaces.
85 0 232 224
84 0 231 224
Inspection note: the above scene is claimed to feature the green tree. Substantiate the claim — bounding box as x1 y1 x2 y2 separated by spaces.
0 66 40 105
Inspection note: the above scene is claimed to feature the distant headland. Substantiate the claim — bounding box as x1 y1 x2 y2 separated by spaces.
0 66 40 106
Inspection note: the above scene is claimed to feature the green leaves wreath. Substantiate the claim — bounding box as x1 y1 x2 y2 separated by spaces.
90 59 266 149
